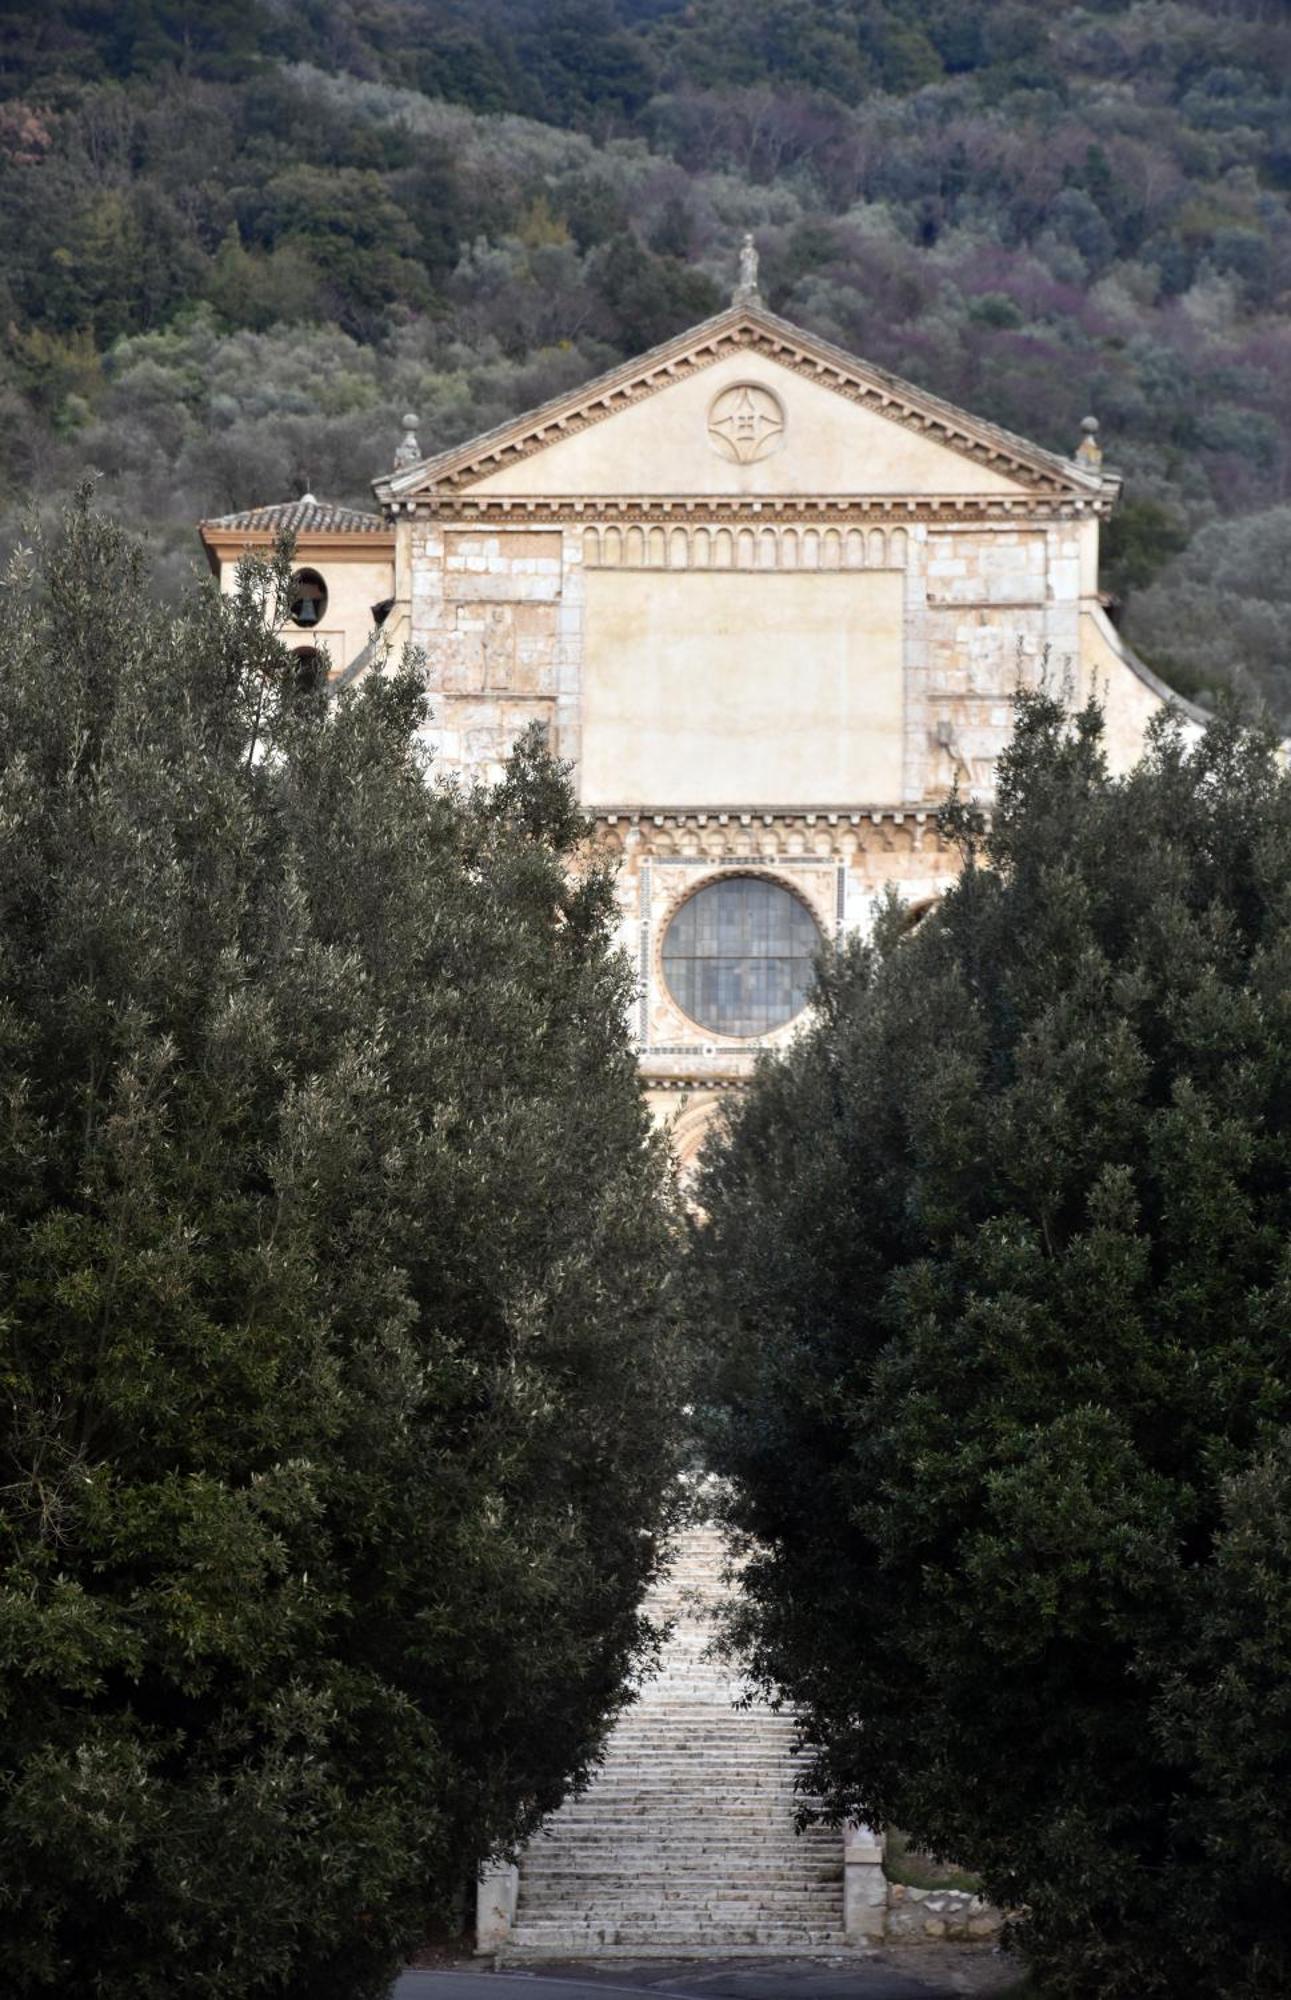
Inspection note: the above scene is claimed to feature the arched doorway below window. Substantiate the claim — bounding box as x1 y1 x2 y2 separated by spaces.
290 646 324 692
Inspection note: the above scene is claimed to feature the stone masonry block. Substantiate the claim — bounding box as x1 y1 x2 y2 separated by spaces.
447 573 563 603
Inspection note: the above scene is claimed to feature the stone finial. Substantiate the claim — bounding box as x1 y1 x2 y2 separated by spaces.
1075 414 1102 467
394 412 421 470
733 231 761 307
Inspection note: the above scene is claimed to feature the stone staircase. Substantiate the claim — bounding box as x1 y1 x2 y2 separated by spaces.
503 1523 847 1955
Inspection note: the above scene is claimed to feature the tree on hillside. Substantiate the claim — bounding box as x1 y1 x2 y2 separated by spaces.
692 693 1291 2000
5 2 1291 719
0 496 685 2000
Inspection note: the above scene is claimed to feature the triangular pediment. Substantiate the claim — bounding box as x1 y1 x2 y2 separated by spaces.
374 305 1112 509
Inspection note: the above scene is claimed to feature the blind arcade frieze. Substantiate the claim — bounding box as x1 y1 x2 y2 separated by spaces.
582 520 908 571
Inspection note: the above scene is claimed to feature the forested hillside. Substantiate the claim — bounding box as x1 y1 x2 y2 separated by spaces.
2 1 1289 716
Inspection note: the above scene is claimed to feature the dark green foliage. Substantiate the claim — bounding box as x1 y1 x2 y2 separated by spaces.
0 0 282 87
589 234 723 353
1125 509 1291 725
1 0 1290 707
1101 498 1188 600
692 693 1291 1999
235 165 431 336
0 496 683 1998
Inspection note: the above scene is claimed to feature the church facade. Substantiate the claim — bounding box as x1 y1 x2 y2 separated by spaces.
202 291 1196 1173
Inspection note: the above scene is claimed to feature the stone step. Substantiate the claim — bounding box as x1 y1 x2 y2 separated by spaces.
582 1760 805 1776
518 1899 845 1914
557 1800 817 1812
595 1733 803 1746
574 1749 812 1760
512 1919 848 1936
575 1754 808 1766
536 1820 836 1838
549 1798 829 1820
507 1927 850 1951
588 1728 805 1741
528 1838 836 1850
535 1835 834 1847
520 1875 842 1891
562 1769 816 1785
519 1889 845 1903
516 1909 846 1930
568 1777 809 1787
520 1850 841 1867
560 1777 816 1790
550 1748 804 1768
519 1879 842 1892
520 1863 842 1882
561 1781 814 1797
605 1741 793 1750
585 1744 805 1757
554 1789 826 1801
520 1867 840 1878
555 1800 819 1816
519 1883 843 1901
519 1887 843 1907
568 1746 811 1761
539 1824 835 1839
526 1825 837 1840
579 1742 806 1754
536 1816 834 1830
575 1723 800 1737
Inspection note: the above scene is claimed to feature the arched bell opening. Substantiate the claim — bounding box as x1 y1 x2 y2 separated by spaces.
288 568 328 628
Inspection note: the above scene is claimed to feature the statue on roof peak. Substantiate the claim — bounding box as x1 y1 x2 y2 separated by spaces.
394 413 421 470
733 232 761 307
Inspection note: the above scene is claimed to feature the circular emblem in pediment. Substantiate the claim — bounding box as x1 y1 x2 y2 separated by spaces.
707 381 785 464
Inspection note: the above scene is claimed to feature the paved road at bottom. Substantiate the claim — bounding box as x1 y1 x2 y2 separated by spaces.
391 1951 1016 2000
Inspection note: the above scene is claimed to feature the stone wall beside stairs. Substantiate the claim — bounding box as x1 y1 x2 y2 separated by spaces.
885 1883 1004 1943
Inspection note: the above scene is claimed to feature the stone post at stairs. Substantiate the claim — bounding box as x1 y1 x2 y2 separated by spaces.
475 1861 518 1951
843 1823 888 1942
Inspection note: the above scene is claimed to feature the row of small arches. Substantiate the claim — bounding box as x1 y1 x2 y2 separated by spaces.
582 524 909 571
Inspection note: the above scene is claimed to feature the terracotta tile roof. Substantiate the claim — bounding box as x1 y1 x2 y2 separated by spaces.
201 495 387 535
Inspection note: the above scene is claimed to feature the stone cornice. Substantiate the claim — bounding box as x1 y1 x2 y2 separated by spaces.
389 492 1110 524
589 806 959 862
638 1056 755 1089
592 805 944 827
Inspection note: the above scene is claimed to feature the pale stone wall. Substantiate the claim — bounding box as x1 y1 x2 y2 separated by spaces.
906 522 1074 802
410 526 564 782
1079 603 1204 775
581 569 905 808
216 551 394 678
